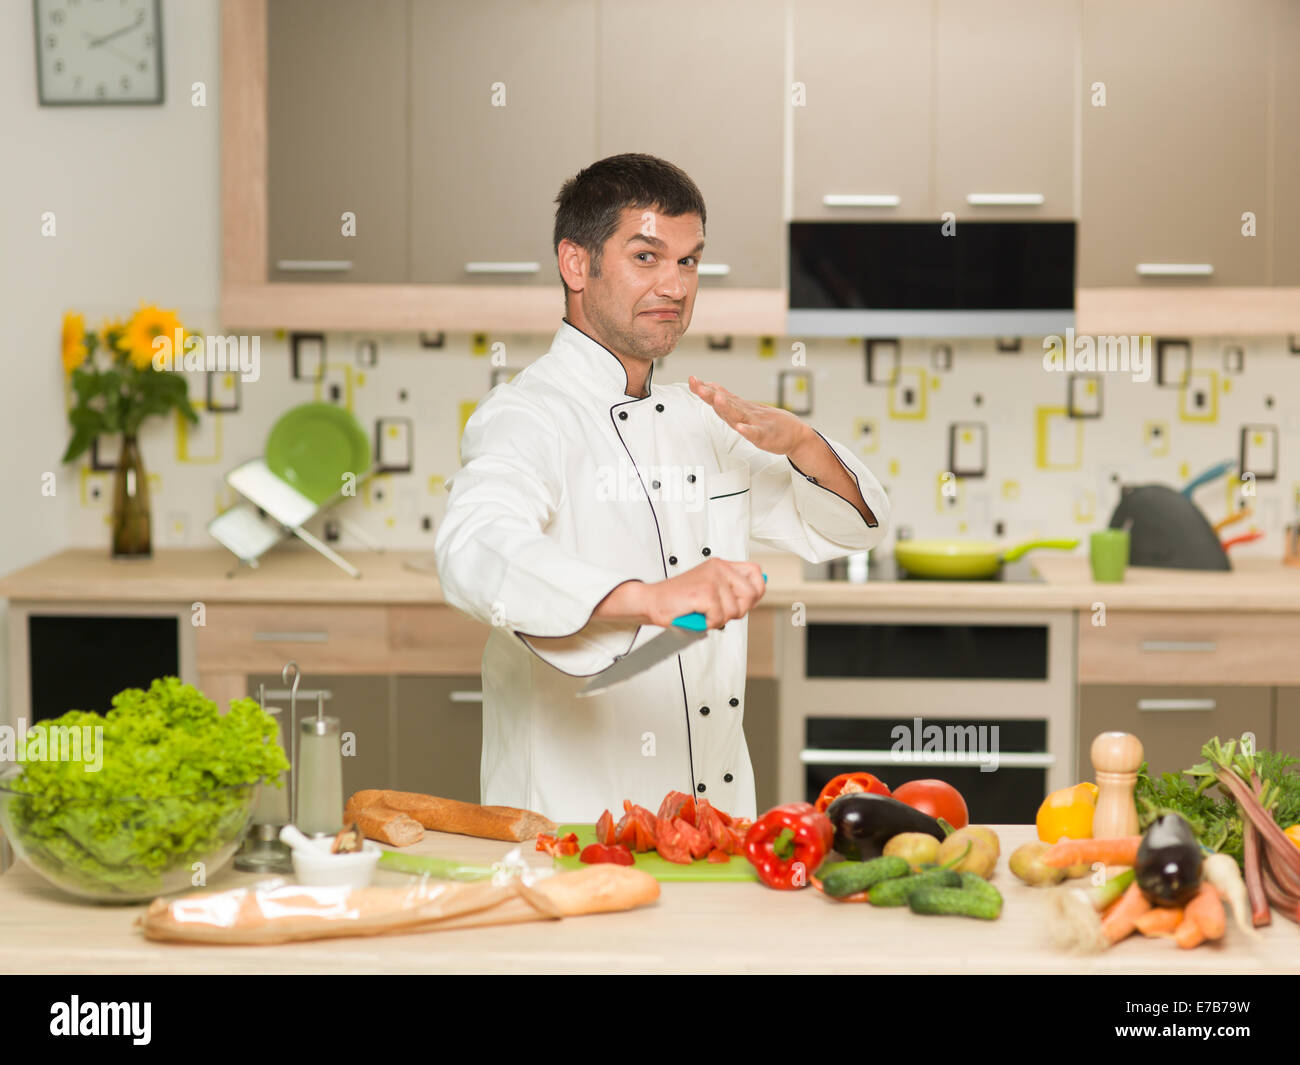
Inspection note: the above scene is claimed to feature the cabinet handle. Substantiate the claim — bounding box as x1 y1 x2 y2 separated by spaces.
698 263 731 277
261 688 333 701
254 631 328 643
965 193 1044 206
1136 263 1214 277
464 262 540 275
1137 698 1217 712
1140 640 1217 653
799 748 1055 769
822 194 900 208
449 690 483 703
274 260 353 272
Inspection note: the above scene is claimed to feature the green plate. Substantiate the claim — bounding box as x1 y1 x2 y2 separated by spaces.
265 403 371 505
552 824 759 882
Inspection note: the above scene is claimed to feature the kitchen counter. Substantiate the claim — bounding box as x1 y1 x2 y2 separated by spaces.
3 547 1300 612
1 825 1295 974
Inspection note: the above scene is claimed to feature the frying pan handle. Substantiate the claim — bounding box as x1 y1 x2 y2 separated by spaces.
1180 458 1236 497
999 538 1080 563
670 572 766 630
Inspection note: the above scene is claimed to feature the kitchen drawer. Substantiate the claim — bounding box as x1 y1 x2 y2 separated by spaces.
1277 688 1300 761
1078 611 1300 686
1077 684 1272 780
386 606 490 674
197 604 390 673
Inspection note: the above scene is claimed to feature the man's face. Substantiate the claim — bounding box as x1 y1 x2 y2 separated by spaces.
570 206 704 362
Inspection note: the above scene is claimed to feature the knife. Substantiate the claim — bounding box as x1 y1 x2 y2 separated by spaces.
577 573 765 698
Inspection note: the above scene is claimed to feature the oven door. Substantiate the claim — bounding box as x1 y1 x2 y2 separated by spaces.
776 607 1077 822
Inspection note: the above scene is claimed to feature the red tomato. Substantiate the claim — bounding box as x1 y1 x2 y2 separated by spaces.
595 809 615 846
892 780 969 829
580 843 635 865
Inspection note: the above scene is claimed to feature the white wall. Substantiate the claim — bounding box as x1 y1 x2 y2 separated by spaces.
0 0 222 724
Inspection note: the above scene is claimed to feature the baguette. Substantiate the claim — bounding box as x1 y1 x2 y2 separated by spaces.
347 789 556 842
345 803 424 847
138 866 658 944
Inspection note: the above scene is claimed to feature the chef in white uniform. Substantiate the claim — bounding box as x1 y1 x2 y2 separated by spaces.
435 154 889 824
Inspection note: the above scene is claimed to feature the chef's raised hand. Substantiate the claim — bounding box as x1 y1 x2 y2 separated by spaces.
688 375 812 456
645 558 767 630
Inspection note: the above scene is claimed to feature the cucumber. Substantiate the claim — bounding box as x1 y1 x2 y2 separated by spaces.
819 856 910 898
866 867 961 906
907 871 1004 920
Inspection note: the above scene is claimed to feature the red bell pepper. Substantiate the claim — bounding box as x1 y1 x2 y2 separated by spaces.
814 772 891 813
744 802 834 890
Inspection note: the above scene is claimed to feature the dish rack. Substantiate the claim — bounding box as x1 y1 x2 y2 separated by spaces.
206 458 382 578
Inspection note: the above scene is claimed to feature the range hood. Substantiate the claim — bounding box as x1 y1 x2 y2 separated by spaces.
787 221 1076 338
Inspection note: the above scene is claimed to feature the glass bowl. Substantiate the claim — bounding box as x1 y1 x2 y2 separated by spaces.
0 764 261 903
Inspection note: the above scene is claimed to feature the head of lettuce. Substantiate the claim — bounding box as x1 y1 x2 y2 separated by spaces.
0 677 289 900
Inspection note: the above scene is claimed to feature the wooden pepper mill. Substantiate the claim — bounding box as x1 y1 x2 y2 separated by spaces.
1090 731 1144 842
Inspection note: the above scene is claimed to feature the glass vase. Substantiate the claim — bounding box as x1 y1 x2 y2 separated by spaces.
111 434 152 559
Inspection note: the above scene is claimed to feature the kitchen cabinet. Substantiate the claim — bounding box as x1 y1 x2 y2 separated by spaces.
1272 0 1300 285
597 0 785 287
392 675 483 802
1277 688 1300 761
1077 685 1273 780
933 0 1078 220
742 678 779 814
247 673 392 799
408 0 597 286
1078 0 1272 286
791 0 934 221
266 0 411 283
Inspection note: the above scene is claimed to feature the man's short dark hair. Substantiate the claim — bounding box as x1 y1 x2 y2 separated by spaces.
553 153 707 299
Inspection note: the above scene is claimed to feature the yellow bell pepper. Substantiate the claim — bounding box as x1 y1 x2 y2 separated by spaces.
1285 824 1300 852
1036 782 1099 843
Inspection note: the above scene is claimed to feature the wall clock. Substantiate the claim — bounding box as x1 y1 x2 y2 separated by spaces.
34 0 164 106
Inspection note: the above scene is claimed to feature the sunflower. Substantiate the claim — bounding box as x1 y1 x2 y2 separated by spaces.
120 303 186 371
61 312 88 374
99 315 127 357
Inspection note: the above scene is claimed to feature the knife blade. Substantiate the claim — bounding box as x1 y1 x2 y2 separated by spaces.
577 573 765 697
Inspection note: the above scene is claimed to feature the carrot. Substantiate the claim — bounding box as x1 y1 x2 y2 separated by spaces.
1184 881 1227 942
1100 881 1150 943
1134 905 1184 937
1042 837 1141 869
1174 914 1207 949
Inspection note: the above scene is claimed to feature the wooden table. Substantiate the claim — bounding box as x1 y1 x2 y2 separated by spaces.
1 825 1296 974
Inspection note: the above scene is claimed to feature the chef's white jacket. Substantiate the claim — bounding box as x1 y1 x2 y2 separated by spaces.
434 320 889 824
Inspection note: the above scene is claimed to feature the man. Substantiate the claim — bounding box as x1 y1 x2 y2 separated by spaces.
435 154 889 823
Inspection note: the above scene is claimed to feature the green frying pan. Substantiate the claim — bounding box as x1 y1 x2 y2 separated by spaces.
893 537 1079 579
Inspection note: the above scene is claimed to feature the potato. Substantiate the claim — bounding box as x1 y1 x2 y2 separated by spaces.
1009 841 1067 886
937 829 997 878
1064 861 1092 880
962 825 1001 858
883 832 942 870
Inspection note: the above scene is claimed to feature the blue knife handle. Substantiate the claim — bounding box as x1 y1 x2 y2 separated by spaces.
670 572 766 631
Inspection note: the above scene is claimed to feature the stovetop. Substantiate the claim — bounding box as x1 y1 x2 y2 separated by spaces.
801 554 1046 584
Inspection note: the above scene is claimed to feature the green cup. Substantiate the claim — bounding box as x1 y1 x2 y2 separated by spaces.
1090 528 1130 582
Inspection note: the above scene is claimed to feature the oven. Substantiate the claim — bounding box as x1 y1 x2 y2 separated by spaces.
776 603 1077 824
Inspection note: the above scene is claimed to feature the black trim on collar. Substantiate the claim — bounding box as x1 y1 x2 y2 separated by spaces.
561 317 656 398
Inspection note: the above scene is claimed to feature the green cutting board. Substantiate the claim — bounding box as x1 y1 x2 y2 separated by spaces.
552 824 759 882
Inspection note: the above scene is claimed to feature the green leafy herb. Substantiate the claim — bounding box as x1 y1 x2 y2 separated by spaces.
2 677 288 896
1135 737 1300 866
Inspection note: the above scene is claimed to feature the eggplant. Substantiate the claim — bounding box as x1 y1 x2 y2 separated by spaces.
1136 813 1203 907
825 793 945 861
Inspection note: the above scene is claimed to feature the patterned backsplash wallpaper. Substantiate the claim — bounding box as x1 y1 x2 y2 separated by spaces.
63 325 1300 564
